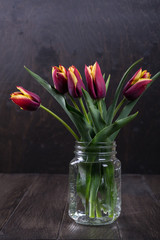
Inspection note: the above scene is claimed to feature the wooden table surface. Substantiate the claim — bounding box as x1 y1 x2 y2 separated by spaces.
0 174 159 240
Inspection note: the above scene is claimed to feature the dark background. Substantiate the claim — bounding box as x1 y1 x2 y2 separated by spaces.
0 0 160 174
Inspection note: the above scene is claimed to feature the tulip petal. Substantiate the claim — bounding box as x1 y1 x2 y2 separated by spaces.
123 78 132 94
11 86 41 111
67 70 79 98
67 66 85 98
94 62 106 99
85 62 106 99
124 79 152 100
69 68 78 87
142 71 151 78
123 68 142 94
74 67 85 97
17 86 41 103
59 65 67 76
52 66 68 94
52 66 58 76
85 65 97 99
132 68 142 83
11 94 40 111
53 69 68 94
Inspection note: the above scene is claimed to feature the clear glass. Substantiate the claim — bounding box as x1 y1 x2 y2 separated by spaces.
68 141 121 225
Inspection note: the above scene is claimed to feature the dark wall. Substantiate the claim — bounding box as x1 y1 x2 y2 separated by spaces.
1 0 160 174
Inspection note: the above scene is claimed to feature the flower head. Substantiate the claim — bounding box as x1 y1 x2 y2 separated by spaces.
123 68 152 101
67 65 85 98
85 61 106 99
10 86 41 111
52 65 68 94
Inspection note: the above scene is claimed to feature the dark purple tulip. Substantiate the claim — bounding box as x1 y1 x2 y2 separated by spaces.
67 65 85 98
10 86 40 111
52 65 68 94
123 68 152 101
85 61 106 99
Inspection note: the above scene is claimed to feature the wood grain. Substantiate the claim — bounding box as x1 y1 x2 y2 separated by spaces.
1 174 68 240
0 174 159 239
0 174 35 231
117 175 160 240
143 175 160 194
0 0 160 173
143 175 160 205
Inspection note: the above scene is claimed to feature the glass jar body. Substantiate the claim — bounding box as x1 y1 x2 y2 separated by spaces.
68 142 121 225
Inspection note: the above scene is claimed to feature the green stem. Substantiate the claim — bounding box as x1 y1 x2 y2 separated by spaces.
40 104 79 141
97 100 103 119
96 196 102 218
89 163 101 218
79 98 90 123
113 97 126 118
68 94 81 112
103 161 115 217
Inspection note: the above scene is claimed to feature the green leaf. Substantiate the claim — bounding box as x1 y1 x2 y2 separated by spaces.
97 74 110 123
82 89 106 133
110 71 160 141
105 74 111 95
106 58 143 125
24 66 92 141
89 112 138 144
100 99 108 122
66 104 92 141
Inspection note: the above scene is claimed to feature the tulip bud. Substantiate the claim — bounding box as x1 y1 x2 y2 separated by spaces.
52 65 68 94
123 68 152 101
10 86 41 111
67 65 85 98
85 61 106 99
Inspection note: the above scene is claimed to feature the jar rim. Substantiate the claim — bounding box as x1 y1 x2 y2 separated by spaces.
74 141 117 159
75 141 116 144
75 141 116 148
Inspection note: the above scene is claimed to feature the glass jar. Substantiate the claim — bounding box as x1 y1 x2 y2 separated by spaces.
68 141 121 225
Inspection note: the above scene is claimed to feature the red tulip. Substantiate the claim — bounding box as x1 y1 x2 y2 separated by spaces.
123 68 152 101
52 65 68 94
67 66 85 98
10 86 41 111
85 61 106 99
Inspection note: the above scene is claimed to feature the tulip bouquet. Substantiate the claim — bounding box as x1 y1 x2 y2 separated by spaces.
10 58 159 221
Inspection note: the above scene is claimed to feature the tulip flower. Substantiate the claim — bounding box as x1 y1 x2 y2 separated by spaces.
85 61 106 99
67 65 85 98
10 86 41 111
123 68 152 101
52 65 68 94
